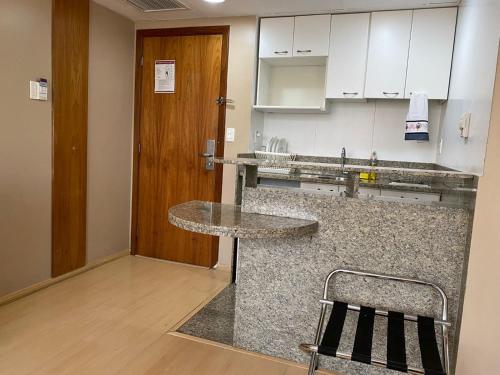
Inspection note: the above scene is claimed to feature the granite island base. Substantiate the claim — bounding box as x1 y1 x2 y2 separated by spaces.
234 186 470 374
174 158 475 375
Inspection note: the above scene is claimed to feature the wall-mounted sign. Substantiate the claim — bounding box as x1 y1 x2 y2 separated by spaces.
154 60 175 93
29 78 48 101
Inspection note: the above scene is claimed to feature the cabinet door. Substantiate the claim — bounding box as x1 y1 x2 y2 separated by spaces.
259 17 294 58
380 189 441 202
405 8 457 99
293 15 331 57
326 13 370 99
364 10 412 99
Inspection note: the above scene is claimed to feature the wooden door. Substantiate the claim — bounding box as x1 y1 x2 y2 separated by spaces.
52 0 89 277
133 28 228 267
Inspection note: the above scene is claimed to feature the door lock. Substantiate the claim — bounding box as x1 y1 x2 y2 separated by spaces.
201 140 216 170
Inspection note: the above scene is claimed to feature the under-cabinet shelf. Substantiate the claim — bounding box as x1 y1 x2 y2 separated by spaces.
253 105 328 114
255 57 328 112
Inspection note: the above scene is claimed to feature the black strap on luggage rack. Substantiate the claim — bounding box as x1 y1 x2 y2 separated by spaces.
299 269 450 375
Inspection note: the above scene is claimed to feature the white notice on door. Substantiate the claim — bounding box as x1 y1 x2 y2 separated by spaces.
154 60 175 93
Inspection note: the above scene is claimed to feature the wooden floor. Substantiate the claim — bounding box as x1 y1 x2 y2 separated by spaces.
0 255 334 375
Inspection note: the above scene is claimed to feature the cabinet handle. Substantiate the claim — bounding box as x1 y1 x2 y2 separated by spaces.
342 91 359 95
274 50 288 55
383 91 400 96
296 49 312 53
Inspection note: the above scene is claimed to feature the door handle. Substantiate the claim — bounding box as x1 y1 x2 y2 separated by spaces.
215 97 234 106
201 140 216 171
296 49 312 53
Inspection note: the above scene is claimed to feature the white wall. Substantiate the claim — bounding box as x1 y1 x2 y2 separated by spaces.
87 2 135 262
0 0 52 296
455 49 500 375
262 100 442 163
437 0 500 175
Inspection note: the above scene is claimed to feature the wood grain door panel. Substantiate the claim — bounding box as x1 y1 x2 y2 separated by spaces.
135 32 226 267
52 0 89 277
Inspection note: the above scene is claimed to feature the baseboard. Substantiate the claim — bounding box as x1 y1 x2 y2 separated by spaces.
0 249 130 307
214 264 231 273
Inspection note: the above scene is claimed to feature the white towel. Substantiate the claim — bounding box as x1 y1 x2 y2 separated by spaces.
405 92 429 141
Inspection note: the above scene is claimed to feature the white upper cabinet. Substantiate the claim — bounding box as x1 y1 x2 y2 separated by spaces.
259 17 294 58
293 15 331 57
326 13 370 99
364 10 413 99
405 8 457 99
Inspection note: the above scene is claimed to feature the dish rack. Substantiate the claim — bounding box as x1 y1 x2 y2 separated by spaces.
255 151 297 175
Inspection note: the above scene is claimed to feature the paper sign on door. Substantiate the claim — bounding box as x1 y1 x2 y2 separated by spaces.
155 60 175 93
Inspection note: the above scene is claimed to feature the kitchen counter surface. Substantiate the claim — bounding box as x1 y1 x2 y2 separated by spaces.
215 157 475 179
168 200 318 239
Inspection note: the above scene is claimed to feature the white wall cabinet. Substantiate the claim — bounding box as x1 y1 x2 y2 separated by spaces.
259 17 294 58
364 10 413 99
326 13 371 99
256 15 330 112
256 8 458 112
405 8 457 99
293 15 331 57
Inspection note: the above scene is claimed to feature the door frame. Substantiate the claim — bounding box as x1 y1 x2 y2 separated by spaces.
131 26 230 255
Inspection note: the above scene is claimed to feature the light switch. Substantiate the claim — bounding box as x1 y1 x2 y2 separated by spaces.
226 127 235 142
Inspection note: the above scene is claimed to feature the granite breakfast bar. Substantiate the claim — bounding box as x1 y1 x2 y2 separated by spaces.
171 157 477 375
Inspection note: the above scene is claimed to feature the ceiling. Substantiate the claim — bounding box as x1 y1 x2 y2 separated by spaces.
94 0 461 21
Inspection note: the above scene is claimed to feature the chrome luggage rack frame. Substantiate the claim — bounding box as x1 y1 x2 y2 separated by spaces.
300 269 450 375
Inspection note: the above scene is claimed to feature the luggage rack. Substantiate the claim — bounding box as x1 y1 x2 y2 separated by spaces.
300 269 450 375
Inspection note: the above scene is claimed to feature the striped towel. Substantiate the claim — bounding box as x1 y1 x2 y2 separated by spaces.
405 92 429 141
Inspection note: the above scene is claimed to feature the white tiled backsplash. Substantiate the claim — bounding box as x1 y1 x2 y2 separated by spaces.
261 100 443 163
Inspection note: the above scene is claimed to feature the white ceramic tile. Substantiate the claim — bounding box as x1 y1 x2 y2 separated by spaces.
262 112 317 155
261 100 443 163
371 100 441 163
314 101 375 158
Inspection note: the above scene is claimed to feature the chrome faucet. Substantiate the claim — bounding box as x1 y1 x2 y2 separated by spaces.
341 147 346 173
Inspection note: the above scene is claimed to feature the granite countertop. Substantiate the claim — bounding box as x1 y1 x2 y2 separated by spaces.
215 157 475 179
168 201 318 239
